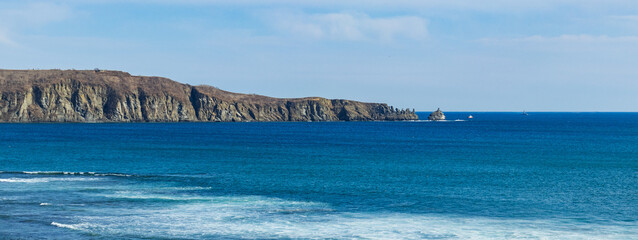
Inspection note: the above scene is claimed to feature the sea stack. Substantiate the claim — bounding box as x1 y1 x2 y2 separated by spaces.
428 108 446 121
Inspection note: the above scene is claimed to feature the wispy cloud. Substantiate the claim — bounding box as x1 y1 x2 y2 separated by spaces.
0 29 17 46
608 15 638 21
479 34 638 44
0 2 72 26
52 0 638 12
269 12 427 42
0 2 72 46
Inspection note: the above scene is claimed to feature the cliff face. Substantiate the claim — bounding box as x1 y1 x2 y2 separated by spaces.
0 70 418 122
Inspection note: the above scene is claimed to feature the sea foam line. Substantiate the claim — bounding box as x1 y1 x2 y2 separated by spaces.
63 207 638 240
0 177 100 183
0 171 133 177
51 222 83 230
39 188 638 239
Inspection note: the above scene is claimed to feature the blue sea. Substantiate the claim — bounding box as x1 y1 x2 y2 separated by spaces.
1 112 637 239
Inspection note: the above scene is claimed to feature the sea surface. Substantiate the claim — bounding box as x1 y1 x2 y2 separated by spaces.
0 112 637 239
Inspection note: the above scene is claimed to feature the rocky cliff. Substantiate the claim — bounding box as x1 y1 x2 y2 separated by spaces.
0 69 418 122
428 108 445 121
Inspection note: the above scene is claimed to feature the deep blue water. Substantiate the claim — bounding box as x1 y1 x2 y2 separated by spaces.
1 112 637 239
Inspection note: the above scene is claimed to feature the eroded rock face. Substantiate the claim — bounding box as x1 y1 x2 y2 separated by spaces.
0 69 419 122
428 108 446 121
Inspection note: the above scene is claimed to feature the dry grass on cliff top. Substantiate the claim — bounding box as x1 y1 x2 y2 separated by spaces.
0 69 364 105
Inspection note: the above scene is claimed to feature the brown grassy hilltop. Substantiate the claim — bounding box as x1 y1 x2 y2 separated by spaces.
0 69 418 122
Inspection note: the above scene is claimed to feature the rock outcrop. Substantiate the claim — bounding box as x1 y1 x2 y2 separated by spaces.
0 69 418 122
428 108 445 121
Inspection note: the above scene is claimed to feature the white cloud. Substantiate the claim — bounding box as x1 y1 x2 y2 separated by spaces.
479 34 638 44
51 0 638 12
0 2 72 46
270 12 427 42
0 2 72 27
0 30 17 46
609 15 638 21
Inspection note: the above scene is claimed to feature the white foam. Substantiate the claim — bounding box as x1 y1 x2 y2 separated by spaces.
24 171 55 174
63 172 96 175
40 202 52 206
18 171 131 177
158 186 213 191
414 120 465 123
0 177 100 183
101 192 210 201
72 209 637 239
21 174 633 239
0 178 47 183
65 193 638 239
51 222 85 230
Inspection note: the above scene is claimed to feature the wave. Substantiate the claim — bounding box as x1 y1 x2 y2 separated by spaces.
14 171 133 177
5 171 635 239
44 190 636 239
0 177 100 183
51 222 78 230
156 186 213 191
52 208 637 239
99 192 211 202
408 119 467 122
0 171 133 178
24 171 96 175
50 222 90 231
0 178 48 183
435 119 465 122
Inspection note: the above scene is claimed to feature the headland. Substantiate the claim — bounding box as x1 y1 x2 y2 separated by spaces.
0 69 418 122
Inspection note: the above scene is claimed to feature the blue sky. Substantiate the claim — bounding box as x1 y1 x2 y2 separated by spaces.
1 1 637 111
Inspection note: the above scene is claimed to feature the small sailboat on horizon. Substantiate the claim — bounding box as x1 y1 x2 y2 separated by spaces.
521 111 528 116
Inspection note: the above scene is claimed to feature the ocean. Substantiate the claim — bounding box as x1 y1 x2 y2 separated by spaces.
1 112 637 239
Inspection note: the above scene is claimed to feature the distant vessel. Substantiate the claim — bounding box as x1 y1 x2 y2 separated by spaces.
468 115 474 119
521 111 528 116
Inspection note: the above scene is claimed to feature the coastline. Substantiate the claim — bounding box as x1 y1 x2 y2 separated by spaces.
0 69 418 123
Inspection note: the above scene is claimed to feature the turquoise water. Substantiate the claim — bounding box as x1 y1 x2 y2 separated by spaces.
1 112 637 239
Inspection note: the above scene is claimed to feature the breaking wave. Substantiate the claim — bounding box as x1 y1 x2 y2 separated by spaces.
50 203 637 239
4 170 636 239
0 177 100 183
14 171 132 177
48 191 636 240
50 222 92 231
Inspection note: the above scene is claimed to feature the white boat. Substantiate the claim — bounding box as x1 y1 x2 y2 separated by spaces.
468 115 474 119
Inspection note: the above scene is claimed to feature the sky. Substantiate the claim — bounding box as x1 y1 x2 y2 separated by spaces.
0 1 637 111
